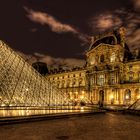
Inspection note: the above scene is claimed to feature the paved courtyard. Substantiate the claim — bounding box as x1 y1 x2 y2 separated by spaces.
0 113 140 140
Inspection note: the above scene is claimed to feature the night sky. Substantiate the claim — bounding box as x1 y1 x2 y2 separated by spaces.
0 0 140 67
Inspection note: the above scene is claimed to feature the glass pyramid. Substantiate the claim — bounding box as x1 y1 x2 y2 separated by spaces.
0 41 68 107
128 99 140 110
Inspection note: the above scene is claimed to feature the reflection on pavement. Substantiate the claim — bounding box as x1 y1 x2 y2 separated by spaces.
0 106 94 117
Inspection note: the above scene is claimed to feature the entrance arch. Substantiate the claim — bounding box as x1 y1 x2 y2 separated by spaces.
124 89 131 105
135 89 140 100
99 90 104 107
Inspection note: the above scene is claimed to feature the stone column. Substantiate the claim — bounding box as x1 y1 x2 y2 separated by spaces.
120 89 124 104
131 89 135 104
95 89 98 104
115 88 119 104
105 73 108 85
95 74 97 85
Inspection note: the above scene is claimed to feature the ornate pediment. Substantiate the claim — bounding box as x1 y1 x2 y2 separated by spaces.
86 28 133 67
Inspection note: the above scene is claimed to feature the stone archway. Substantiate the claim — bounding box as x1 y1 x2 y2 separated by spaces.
135 89 140 100
124 89 131 105
99 90 104 107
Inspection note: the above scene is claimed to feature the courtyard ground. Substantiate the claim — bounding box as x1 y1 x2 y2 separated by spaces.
0 112 140 140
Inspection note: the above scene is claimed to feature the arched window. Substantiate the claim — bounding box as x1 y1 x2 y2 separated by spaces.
79 78 83 86
135 89 140 99
125 89 131 100
57 81 60 88
110 52 115 62
100 55 104 63
72 80 76 87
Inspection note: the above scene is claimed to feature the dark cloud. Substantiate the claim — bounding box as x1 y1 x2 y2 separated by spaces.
89 8 140 50
0 0 139 63
24 7 77 34
90 13 122 32
133 0 140 11
24 7 89 44
21 0 140 68
17 51 85 67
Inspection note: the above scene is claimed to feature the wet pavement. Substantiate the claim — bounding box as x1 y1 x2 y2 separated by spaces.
0 113 140 140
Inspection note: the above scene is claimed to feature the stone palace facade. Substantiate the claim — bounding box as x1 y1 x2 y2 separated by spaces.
47 28 140 106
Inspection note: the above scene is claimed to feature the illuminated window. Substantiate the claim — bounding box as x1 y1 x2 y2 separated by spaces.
128 71 134 82
57 81 60 87
79 78 83 86
110 73 115 84
90 77 94 85
125 89 131 100
97 74 104 85
72 80 76 87
110 52 115 62
135 89 140 99
89 56 95 65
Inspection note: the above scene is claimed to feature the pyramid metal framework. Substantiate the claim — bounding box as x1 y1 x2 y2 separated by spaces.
128 99 140 110
0 41 69 107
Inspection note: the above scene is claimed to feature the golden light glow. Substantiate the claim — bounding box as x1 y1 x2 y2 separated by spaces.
109 94 114 100
125 95 130 99
80 107 84 112
70 97 73 100
1 104 5 107
80 95 84 100
137 95 140 99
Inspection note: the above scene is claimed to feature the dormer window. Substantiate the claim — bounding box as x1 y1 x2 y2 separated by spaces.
100 55 104 63
89 56 95 65
95 55 99 63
